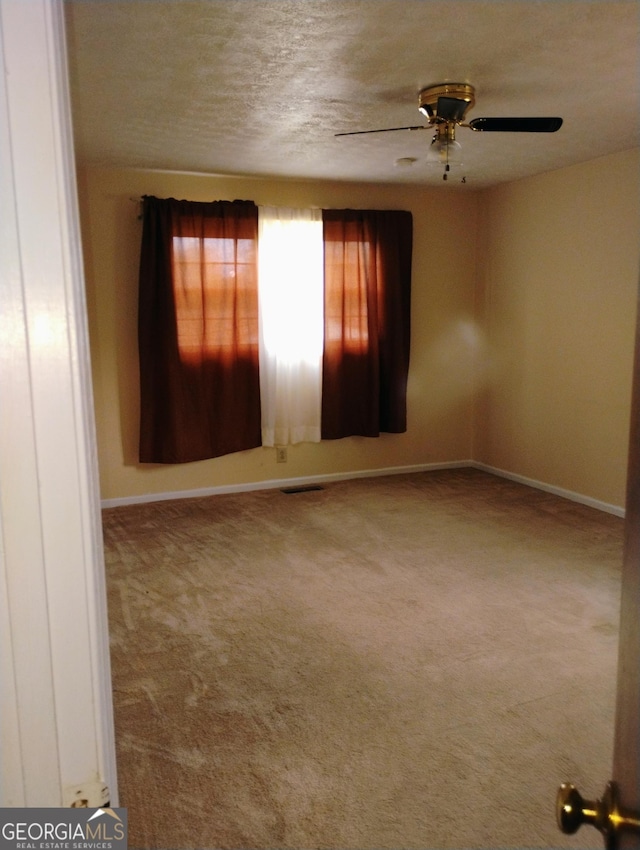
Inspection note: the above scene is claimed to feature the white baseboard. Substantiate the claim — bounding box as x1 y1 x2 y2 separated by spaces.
470 462 625 518
101 459 625 517
101 460 471 509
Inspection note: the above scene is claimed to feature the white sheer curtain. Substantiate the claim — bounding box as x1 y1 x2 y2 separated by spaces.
258 206 324 446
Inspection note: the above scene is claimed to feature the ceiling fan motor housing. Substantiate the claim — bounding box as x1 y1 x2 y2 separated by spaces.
418 83 476 123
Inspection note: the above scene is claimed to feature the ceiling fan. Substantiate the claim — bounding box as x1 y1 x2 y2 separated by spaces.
336 83 563 180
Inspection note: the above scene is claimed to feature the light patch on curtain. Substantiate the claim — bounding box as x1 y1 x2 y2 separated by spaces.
324 236 372 355
171 234 257 365
258 207 324 447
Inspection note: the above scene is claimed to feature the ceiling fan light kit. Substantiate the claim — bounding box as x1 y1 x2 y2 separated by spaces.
426 122 463 176
336 81 563 182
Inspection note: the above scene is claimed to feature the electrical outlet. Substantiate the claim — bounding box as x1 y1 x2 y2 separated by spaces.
276 446 287 463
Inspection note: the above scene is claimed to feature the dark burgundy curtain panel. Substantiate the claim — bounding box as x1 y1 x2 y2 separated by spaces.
138 196 261 463
321 209 412 439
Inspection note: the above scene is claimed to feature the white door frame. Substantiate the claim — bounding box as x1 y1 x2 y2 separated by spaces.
0 0 117 807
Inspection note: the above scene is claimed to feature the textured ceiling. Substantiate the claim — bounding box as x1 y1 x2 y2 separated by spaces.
64 0 640 188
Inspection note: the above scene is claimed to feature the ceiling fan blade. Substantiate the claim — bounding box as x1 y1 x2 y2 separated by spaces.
335 125 428 137
469 116 563 132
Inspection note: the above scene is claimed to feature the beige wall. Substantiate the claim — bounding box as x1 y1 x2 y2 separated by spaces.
78 152 640 509
77 167 479 501
474 149 640 507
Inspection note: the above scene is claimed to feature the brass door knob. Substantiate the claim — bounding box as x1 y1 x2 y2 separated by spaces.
557 782 640 849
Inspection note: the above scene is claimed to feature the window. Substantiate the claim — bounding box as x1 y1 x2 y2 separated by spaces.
324 235 371 354
138 197 412 463
258 206 324 446
172 234 258 364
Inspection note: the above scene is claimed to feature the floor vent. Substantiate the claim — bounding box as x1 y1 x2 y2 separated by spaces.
281 485 324 495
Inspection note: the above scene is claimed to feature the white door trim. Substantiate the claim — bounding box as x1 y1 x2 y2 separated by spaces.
0 0 117 807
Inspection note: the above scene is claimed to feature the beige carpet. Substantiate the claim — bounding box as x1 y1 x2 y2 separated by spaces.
102 468 623 849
